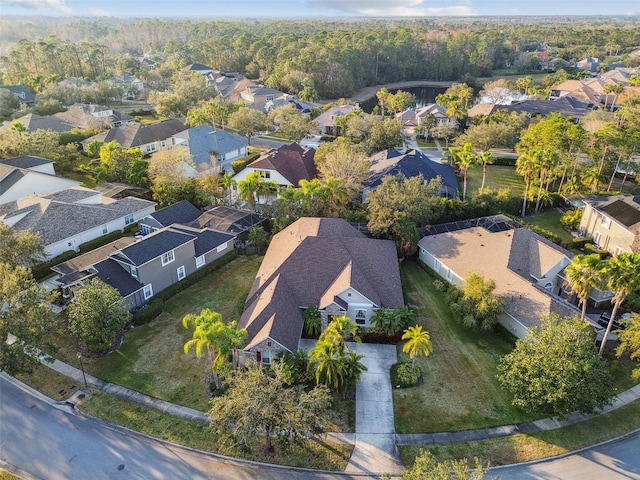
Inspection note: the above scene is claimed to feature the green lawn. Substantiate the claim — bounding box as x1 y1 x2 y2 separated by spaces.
465 165 525 199
394 262 539 433
400 398 640 467
522 209 574 246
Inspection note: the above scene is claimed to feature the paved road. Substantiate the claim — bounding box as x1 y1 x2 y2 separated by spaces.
488 430 640 480
0 375 378 480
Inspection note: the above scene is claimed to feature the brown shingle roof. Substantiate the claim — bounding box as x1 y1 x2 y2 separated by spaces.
248 143 317 186
239 218 404 352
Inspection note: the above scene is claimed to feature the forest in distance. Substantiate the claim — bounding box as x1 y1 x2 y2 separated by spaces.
1 16 639 99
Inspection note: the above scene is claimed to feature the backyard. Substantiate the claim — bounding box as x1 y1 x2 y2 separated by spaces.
465 164 525 199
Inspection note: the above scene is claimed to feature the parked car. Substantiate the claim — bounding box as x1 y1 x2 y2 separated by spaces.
597 311 631 330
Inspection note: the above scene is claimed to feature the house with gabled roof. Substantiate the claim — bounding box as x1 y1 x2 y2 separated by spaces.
189 206 268 242
1 113 75 134
240 85 286 111
396 104 457 129
80 120 187 155
418 216 578 339
0 156 80 205
51 224 235 310
0 85 36 105
138 200 202 235
579 195 640 255
0 186 156 258
171 125 248 175
238 217 404 365
185 63 214 75
232 142 317 190
314 105 359 136
364 149 459 200
54 103 134 129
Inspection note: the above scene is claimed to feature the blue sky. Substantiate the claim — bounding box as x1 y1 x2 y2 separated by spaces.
0 0 638 18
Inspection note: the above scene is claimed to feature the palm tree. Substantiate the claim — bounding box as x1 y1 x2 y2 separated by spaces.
449 142 476 201
564 254 604 322
220 171 236 206
237 171 264 211
599 253 640 356
477 150 495 194
319 174 349 217
376 88 390 117
401 325 433 369
308 339 345 392
515 150 538 217
182 309 247 388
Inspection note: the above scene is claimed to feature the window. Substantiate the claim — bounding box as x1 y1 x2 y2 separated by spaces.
195 255 205 268
257 170 270 179
124 214 134 225
594 231 602 246
261 349 271 366
265 94 274 101
160 141 166 148
140 224 153 235
161 250 175 266
216 242 228 253
355 309 366 325
615 246 623 256
177 265 186 280
130 266 138 278
601 216 612 229
434 260 441 272
143 284 153 300
102 224 108 234
446 269 453 282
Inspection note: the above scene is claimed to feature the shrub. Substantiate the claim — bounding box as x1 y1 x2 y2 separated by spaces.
31 250 78 281
391 362 422 388
561 209 582 230
79 231 123 253
572 237 593 249
231 152 261 173
584 243 610 259
132 297 164 325
432 279 448 292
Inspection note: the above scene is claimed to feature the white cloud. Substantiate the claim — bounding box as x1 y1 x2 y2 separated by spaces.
91 8 111 17
307 0 475 16
2 0 72 13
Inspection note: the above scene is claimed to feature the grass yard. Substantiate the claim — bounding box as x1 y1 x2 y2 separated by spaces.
522 209 574 246
80 391 353 471
399 399 640 467
49 255 264 412
465 165 525 199
394 262 539 433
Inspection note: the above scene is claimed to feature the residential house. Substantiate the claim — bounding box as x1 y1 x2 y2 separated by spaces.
0 85 36 105
1 113 75 133
238 217 404 364
51 224 235 310
265 95 317 114
185 63 215 76
548 77 625 110
138 200 202 235
396 104 458 129
579 195 640 256
93 182 151 201
0 187 156 258
240 85 287 111
576 57 602 73
418 215 578 339
80 120 188 155
0 156 80 205
232 143 317 190
189 206 268 242
364 149 459 200
107 75 145 100
54 103 134 130
314 105 359 136
468 97 591 122
171 125 248 175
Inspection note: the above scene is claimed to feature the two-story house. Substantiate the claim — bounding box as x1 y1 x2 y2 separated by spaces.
52 224 235 310
81 120 188 155
314 105 359 136
579 195 640 255
240 85 286 111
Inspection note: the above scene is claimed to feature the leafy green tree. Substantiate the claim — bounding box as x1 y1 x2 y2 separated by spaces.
497 314 614 416
228 107 269 144
67 278 131 353
388 90 417 113
182 309 247 389
371 307 415 336
0 223 45 267
0 261 57 375
617 314 640 381
376 88 391 117
315 138 370 199
367 117 404 153
246 225 267 254
402 449 491 480
564 254 604 322
0 88 22 119
268 104 317 142
210 360 331 453
277 348 314 386
401 325 433 369
599 253 640 356
560 209 582 230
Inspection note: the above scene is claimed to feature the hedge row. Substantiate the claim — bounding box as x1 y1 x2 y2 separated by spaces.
131 249 240 325
79 231 123 253
231 152 261 174
32 250 78 281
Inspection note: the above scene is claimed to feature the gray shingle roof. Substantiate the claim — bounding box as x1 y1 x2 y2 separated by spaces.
0 169 25 195
1 114 74 133
0 189 156 246
81 120 187 149
171 225 235 257
0 155 53 169
94 258 144 297
189 206 267 235
239 217 403 352
113 229 195 266
172 126 247 167
145 200 202 228
53 103 133 129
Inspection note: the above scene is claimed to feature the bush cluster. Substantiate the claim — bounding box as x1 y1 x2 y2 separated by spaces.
391 362 422 388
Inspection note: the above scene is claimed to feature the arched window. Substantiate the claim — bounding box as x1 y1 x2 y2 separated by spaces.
355 309 366 325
